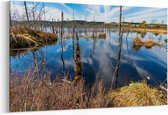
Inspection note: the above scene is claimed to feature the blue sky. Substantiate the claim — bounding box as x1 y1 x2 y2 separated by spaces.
10 1 167 24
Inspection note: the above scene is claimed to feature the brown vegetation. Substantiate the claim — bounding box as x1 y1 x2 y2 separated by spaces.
10 69 167 112
9 2 167 112
98 33 106 39
133 37 161 51
126 28 167 34
107 82 167 107
80 34 97 39
10 71 107 112
10 27 57 49
80 33 106 39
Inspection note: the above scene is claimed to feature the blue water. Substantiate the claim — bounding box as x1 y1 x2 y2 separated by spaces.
10 30 167 88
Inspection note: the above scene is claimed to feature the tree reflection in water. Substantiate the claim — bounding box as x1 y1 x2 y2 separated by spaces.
60 11 65 72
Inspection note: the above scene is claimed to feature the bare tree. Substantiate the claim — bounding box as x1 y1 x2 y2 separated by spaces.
60 11 64 41
111 6 123 89
9 10 12 27
51 18 55 34
24 1 29 22
118 6 122 45
31 2 39 21
43 3 46 21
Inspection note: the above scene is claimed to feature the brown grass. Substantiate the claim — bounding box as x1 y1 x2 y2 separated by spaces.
126 28 167 34
98 33 106 39
143 40 161 48
10 27 57 49
107 82 167 107
80 34 97 39
10 68 167 112
133 37 161 51
10 71 107 112
80 33 106 39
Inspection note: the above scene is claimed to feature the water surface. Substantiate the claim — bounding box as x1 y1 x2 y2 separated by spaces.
10 29 167 88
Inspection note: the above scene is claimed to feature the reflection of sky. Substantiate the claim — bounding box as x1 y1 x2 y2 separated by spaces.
10 31 167 88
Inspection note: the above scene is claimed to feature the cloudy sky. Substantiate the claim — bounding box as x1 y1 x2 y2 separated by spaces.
10 1 167 24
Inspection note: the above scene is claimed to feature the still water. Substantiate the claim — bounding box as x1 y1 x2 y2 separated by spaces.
10 29 167 88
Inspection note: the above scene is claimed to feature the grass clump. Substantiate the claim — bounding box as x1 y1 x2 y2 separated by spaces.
107 82 167 107
81 33 106 39
143 40 161 48
98 33 106 39
28 29 57 43
80 34 97 39
10 27 57 49
133 37 161 51
10 33 37 49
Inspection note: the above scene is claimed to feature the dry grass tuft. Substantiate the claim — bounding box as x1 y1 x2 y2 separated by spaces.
107 82 167 107
28 29 57 43
133 37 161 51
80 33 106 39
98 33 106 39
143 40 161 48
80 34 97 39
10 27 57 49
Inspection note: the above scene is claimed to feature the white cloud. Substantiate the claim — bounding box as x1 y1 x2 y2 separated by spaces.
10 2 26 20
60 3 73 13
44 6 63 20
104 5 111 13
10 2 74 21
124 8 167 23
10 2 167 23
84 5 133 22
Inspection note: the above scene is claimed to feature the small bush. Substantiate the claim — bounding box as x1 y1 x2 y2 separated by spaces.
10 71 107 112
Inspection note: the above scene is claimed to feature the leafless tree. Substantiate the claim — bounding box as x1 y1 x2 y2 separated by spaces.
111 6 123 89
24 1 29 22
9 10 12 27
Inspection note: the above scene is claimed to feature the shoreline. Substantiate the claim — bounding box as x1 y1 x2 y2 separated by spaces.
10 73 167 112
125 27 167 34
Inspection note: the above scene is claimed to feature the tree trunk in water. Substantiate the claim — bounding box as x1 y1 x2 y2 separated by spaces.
118 6 122 45
111 6 122 89
61 11 64 41
74 33 82 82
